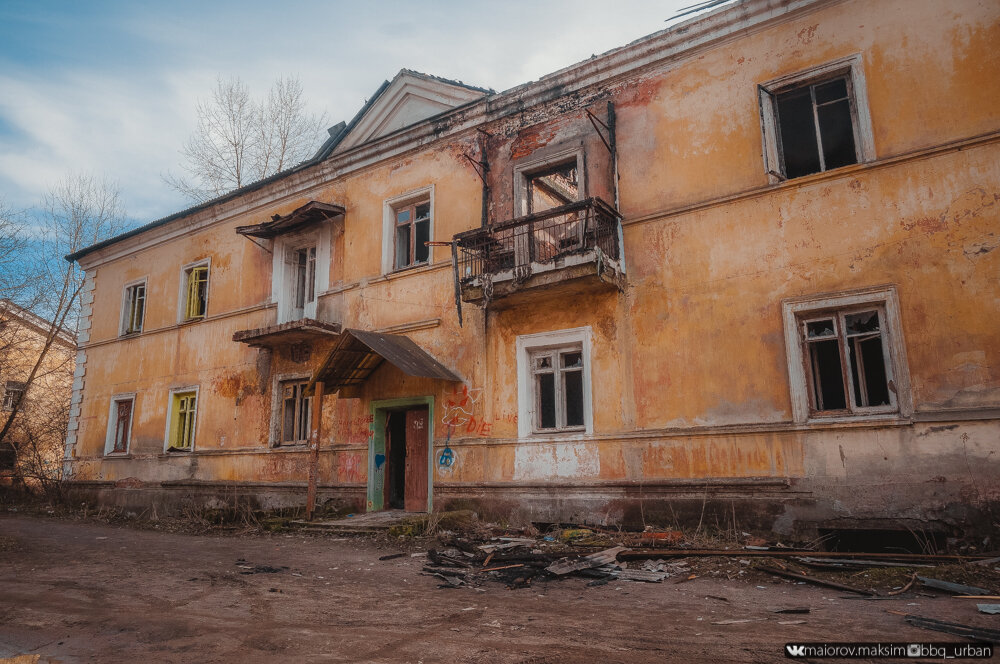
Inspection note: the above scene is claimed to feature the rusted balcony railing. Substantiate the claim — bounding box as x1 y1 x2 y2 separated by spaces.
454 198 623 303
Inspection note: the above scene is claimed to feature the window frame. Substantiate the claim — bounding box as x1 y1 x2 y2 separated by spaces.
269 373 313 446
782 285 911 424
516 327 594 438
273 227 331 324
382 185 434 274
119 278 147 336
513 147 585 217
758 54 875 184
2 382 26 411
104 393 136 456
177 259 211 323
164 386 199 452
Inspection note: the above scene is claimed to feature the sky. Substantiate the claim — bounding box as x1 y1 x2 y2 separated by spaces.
0 0 721 225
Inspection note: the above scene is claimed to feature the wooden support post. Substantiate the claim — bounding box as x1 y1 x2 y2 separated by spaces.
306 380 324 521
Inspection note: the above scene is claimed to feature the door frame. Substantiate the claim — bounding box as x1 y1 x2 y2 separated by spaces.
367 396 435 513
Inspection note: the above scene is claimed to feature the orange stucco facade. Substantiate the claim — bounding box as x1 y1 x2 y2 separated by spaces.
66 0 1000 534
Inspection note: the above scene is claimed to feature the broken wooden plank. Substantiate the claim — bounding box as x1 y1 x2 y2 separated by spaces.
610 569 667 582
904 615 1000 644
795 557 933 569
917 576 991 595
619 550 995 562
758 565 876 596
545 546 627 575
481 564 524 572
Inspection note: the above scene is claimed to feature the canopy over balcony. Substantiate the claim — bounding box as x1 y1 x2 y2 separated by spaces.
235 201 345 239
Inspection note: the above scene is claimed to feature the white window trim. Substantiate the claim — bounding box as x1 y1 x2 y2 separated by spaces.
272 226 331 324
512 146 586 218
269 372 312 446
782 285 911 424
119 277 147 337
758 54 875 184
104 392 136 456
176 258 211 324
163 385 200 452
382 184 435 274
516 326 593 438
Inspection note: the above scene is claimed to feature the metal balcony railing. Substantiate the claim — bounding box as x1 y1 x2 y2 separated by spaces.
454 197 622 288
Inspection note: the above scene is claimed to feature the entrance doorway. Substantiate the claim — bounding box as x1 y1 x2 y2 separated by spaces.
369 398 434 513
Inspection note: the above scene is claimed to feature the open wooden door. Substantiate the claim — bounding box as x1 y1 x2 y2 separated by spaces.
403 408 429 512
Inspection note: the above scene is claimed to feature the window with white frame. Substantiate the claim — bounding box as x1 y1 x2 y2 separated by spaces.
759 54 874 182
782 286 911 422
179 260 210 322
382 186 434 274
165 388 198 451
105 394 135 455
2 382 25 411
273 228 330 324
120 280 146 335
516 327 593 437
289 246 317 318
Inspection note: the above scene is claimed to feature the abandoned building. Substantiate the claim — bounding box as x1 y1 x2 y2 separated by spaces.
63 0 999 538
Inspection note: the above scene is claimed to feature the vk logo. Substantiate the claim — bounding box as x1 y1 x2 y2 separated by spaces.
785 645 806 657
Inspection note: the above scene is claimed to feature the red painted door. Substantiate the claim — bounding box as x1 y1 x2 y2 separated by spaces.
404 408 428 512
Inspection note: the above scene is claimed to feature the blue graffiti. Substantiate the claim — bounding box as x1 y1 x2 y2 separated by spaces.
437 447 454 468
374 453 386 470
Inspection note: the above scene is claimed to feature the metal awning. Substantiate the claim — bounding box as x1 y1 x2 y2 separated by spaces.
232 318 342 348
309 329 462 393
235 200 345 239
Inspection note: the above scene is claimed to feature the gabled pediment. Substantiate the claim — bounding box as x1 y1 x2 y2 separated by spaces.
334 70 489 153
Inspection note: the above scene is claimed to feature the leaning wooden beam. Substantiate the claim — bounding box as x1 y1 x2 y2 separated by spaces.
305 380 325 521
757 564 877 596
617 550 995 562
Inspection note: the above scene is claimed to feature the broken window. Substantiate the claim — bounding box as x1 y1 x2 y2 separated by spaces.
394 200 431 270
529 345 586 433
293 247 317 312
280 380 312 444
106 396 134 455
167 390 197 451
120 281 145 335
2 382 25 411
182 263 209 321
801 307 894 416
528 161 579 214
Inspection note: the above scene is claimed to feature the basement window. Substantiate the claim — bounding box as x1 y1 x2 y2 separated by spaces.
759 55 874 182
180 260 210 322
166 389 198 451
782 287 911 422
120 279 146 336
105 394 135 455
279 380 312 445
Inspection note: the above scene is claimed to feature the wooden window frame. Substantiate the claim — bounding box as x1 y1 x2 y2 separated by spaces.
279 379 313 445
104 393 136 456
119 278 147 336
2 382 25 411
782 285 911 424
178 259 210 323
528 346 586 433
381 185 434 275
164 387 199 452
393 200 432 270
516 327 594 438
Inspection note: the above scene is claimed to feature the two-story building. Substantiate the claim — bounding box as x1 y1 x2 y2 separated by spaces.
64 0 1000 539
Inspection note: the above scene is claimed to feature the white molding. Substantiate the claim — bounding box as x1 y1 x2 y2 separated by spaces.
163 385 200 452
272 224 332 323
381 184 435 275
781 284 912 423
516 326 594 438
759 53 875 183
176 258 211 324
103 392 136 456
269 372 312 446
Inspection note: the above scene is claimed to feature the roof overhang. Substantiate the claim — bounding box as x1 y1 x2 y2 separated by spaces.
309 329 461 395
232 318 342 348
235 200 345 239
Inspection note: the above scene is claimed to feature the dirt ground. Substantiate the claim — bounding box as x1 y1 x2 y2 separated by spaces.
0 515 996 663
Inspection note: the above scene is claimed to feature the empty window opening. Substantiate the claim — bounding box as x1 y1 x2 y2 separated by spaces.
818 528 944 555
775 76 858 179
531 347 585 432
110 397 133 455
803 308 893 415
528 162 579 214
2 383 25 411
280 381 312 444
167 390 197 450
394 201 431 270
121 282 145 335
183 265 209 320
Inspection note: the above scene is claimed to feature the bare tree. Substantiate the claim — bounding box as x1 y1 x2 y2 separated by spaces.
165 76 327 203
0 174 127 490
0 199 32 303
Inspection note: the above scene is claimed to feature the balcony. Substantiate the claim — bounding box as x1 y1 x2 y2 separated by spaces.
454 197 625 307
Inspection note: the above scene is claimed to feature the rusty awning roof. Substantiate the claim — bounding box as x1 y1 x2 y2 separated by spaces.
235 200 345 239
232 318 342 348
309 329 461 393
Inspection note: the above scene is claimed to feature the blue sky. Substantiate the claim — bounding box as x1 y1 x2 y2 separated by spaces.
0 1 715 224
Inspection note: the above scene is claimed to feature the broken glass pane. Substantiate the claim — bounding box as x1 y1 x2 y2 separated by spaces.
535 355 552 370
845 310 880 335
415 203 430 220
806 319 836 339
561 352 583 368
849 335 890 407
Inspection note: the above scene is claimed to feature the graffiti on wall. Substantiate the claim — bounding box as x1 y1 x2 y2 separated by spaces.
333 414 375 445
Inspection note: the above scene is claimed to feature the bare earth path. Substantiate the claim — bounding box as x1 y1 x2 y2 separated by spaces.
0 515 990 663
